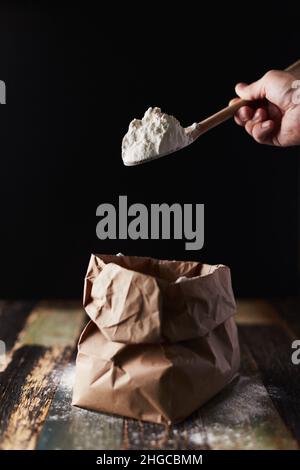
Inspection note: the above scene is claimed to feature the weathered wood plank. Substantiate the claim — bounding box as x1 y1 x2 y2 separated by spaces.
200 338 298 450
0 301 35 351
0 345 70 450
9 298 299 450
275 299 300 337
236 300 282 325
17 300 84 347
240 324 300 446
37 363 124 450
0 301 85 450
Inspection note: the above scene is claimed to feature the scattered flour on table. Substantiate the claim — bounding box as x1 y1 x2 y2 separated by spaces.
204 376 274 424
122 107 197 165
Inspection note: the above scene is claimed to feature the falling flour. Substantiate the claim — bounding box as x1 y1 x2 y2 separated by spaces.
122 107 196 166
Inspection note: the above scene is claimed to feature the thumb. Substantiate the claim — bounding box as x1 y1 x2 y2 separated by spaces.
235 79 265 101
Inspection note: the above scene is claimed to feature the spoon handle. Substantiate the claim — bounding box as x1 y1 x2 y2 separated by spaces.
285 58 300 74
196 59 300 137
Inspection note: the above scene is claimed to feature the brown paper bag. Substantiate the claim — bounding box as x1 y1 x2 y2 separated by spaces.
72 254 240 424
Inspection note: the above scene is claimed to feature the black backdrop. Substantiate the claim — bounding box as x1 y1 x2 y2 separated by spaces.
0 4 299 298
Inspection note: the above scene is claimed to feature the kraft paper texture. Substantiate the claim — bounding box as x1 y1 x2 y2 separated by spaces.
72 254 240 424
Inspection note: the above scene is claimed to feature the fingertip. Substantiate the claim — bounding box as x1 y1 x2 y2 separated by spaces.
235 82 248 94
238 106 255 122
234 115 243 126
252 107 267 123
252 120 275 144
261 119 274 129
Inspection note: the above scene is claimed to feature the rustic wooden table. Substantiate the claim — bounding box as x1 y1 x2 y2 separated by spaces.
0 299 300 450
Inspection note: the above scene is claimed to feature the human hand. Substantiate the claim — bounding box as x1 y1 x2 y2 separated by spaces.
231 70 300 146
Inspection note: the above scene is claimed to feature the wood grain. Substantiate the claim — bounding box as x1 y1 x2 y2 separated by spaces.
236 300 282 325
2 299 300 450
37 363 124 450
241 324 300 446
200 338 298 450
0 301 35 351
0 345 70 449
0 301 85 450
275 299 300 337
17 300 85 347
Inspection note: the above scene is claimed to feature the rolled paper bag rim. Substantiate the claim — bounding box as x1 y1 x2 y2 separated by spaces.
82 254 237 344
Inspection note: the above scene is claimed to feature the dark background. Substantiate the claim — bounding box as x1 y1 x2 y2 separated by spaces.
0 4 299 299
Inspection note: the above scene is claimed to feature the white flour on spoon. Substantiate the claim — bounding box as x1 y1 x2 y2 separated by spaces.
122 107 196 166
